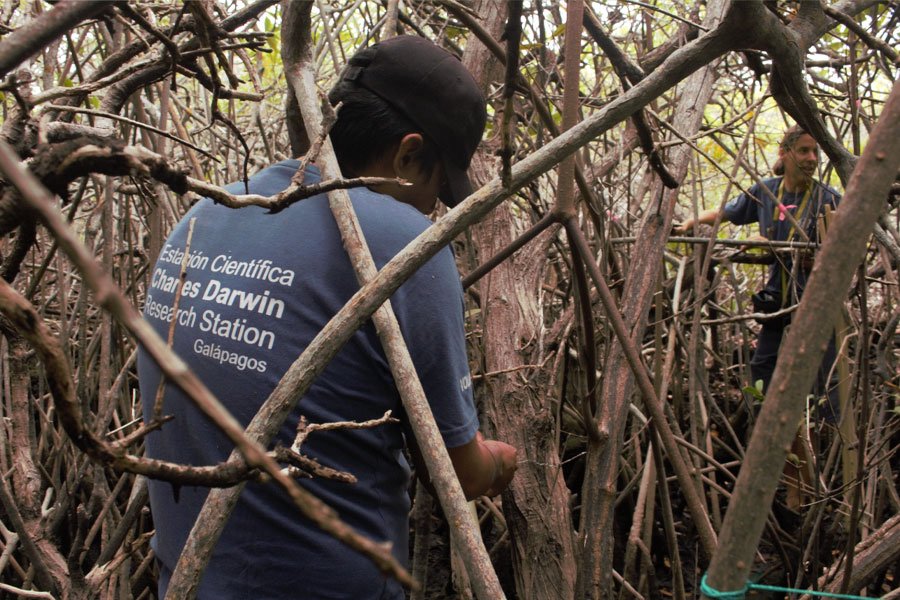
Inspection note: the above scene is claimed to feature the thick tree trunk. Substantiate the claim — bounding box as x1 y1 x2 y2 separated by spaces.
472 164 575 599
460 4 578 598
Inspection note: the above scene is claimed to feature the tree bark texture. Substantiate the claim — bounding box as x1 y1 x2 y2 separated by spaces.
806 513 900 597
461 3 578 597
473 171 575 599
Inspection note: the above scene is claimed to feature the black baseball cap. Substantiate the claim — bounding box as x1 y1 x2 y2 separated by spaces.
334 36 487 208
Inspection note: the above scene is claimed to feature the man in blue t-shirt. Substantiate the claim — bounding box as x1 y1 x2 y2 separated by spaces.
137 36 517 599
675 126 842 509
675 125 841 409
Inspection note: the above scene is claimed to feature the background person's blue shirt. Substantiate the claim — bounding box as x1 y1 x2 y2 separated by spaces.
722 176 841 299
137 160 479 599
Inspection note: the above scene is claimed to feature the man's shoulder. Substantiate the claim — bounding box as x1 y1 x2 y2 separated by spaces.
735 177 780 204
726 177 778 207
199 160 434 254
755 177 782 194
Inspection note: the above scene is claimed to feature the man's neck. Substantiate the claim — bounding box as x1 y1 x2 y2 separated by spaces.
782 174 811 194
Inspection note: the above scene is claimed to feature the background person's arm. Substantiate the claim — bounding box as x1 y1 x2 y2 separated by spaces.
673 207 722 234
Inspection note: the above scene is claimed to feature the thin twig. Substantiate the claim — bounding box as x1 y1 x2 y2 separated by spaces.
45 105 218 159
702 304 797 325
0 582 57 600
189 173 406 211
291 411 398 452
620 0 708 31
613 235 821 249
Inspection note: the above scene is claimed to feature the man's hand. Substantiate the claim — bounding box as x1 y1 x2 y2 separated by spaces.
672 219 695 235
482 439 518 497
672 208 722 235
408 432 518 500
740 233 770 252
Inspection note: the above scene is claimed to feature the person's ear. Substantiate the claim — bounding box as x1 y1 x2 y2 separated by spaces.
391 133 426 179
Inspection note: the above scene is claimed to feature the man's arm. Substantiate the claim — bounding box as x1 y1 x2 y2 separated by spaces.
382 224 518 500
674 180 770 235
673 207 722 234
409 432 517 500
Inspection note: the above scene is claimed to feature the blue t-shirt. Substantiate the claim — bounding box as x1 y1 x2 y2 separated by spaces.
723 176 840 299
137 160 479 599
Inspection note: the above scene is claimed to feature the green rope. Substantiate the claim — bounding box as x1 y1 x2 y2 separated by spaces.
699 575 747 599
700 574 877 599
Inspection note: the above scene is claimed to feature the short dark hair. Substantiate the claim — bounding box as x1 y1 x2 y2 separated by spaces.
328 81 441 177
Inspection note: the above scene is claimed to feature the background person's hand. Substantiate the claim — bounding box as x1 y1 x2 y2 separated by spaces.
672 208 721 235
672 220 694 235
740 233 770 252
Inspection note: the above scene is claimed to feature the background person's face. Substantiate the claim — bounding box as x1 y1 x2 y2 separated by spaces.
781 133 819 182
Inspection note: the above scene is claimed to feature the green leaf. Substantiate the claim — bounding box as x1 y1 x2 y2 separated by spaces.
742 380 766 402
267 27 281 54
